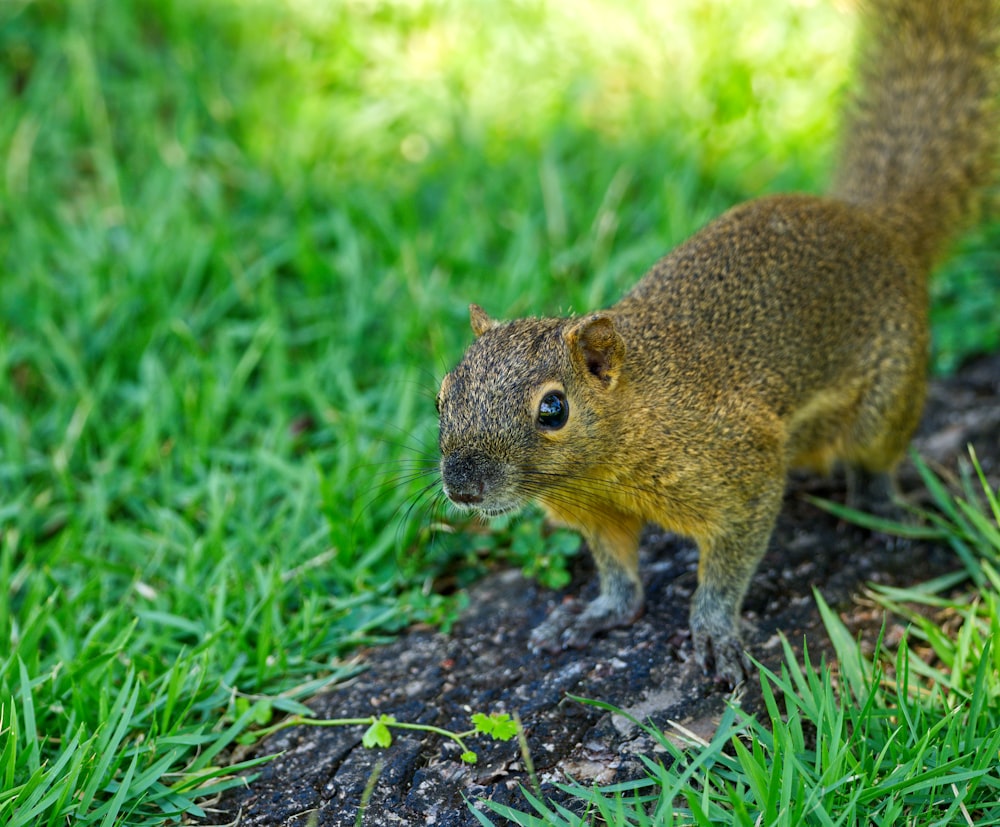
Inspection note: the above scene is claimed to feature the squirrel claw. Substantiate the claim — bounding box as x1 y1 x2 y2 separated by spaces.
529 595 642 653
693 631 751 689
528 599 584 653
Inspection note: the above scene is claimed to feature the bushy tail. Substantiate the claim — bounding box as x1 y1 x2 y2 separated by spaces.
831 0 1000 268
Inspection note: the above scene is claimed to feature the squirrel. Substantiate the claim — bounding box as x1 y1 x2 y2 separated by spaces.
434 0 1000 685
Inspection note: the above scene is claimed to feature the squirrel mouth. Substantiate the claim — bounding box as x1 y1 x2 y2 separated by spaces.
441 484 523 516
446 497 522 518
475 503 520 517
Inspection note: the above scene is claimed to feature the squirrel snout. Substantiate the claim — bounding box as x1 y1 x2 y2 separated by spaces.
440 452 497 507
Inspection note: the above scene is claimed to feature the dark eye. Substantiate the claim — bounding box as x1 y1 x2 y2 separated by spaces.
537 391 568 430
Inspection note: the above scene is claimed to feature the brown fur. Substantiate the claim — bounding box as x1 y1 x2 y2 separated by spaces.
436 0 1000 684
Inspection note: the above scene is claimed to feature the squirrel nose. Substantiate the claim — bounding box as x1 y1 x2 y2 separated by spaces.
441 453 489 505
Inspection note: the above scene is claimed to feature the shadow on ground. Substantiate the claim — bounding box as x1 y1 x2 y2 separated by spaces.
206 352 1000 826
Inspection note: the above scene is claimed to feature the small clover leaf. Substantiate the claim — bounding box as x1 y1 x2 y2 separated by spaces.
471 712 519 741
362 715 396 749
250 699 274 726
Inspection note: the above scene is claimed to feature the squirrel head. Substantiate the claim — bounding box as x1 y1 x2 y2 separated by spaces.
436 304 626 516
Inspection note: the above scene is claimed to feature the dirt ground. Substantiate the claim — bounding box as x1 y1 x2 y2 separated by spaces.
205 351 1000 827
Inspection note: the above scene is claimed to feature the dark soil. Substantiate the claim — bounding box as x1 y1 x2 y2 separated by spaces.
205 352 1000 827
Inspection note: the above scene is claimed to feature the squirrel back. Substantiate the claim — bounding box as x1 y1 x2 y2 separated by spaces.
832 0 1000 267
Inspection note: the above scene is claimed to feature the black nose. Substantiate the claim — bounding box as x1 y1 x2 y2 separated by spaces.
441 453 489 505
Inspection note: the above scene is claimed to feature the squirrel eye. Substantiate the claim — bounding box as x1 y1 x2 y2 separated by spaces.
537 391 568 430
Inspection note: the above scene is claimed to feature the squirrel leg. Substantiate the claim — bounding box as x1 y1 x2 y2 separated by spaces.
845 466 903 518
690 491 783 686
844 350 926 519
529 514 644 653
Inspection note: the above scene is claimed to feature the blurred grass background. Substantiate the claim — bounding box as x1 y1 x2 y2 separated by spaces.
0 0 997 821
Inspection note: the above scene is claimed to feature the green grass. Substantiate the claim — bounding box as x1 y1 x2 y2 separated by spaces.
0 0 997 823
477 616 1000 826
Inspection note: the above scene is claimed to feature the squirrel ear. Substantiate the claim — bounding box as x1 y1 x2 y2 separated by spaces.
469 304 497 337
565 314 625 386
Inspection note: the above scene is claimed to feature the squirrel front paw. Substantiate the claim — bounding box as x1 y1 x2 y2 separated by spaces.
529 594 643 653
690 615 751 688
